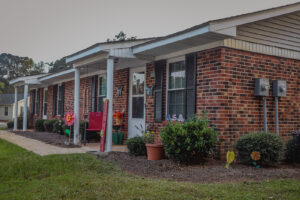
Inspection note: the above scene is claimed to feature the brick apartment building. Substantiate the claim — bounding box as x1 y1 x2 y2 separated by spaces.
10 3 300 158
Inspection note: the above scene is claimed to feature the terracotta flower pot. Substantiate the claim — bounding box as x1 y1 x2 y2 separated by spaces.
146 144 164 160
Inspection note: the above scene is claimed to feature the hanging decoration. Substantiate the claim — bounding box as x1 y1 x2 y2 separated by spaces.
146 85 154 96
116 86 123 97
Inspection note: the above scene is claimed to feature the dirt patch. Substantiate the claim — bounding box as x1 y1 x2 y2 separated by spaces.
97 152 300 183
11 130 79 148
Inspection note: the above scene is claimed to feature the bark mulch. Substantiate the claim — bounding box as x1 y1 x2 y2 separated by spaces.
11 130 79 148
96 152 300 183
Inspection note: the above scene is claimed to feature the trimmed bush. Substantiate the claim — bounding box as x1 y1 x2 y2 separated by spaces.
53 120 64 134
17 117 23 129
160 115 218 164
34 119 45 131
43 119 57 132
7 121 13 129
126 136 147 156
235 132 284 165
285 139 300 163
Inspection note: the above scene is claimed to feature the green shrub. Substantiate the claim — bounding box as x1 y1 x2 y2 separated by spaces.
34 119 45 131
43 119 57 132
126 136 147 156
235 132 284 165
160 115 218 164
52 120 65 134
17 117 23 129
7 121 13 129
285 138 300 163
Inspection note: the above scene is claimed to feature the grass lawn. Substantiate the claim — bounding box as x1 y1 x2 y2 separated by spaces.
0 139 299 200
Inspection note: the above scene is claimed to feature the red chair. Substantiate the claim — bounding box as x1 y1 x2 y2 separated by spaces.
87 112 103 131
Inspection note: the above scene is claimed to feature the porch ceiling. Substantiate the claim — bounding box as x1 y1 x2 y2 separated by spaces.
134 32 230 57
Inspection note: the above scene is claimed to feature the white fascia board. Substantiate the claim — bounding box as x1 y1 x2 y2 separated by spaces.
209 3 300 31
73 52 108 68
133 25 210 54
9 74 45 85
109 48 136 58
66 46 102 64
39 69 75 82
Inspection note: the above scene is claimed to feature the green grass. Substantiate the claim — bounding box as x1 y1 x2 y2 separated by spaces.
0 139 299 200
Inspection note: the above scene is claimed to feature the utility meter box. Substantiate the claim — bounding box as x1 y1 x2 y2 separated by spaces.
255 78 270 96
273 80 286 97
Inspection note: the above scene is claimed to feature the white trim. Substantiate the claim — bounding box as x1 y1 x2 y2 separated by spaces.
66 46 102 64
210 3 300 31
128 66 146 138
39 69 75 82
133 25 210 54
166 59 186 119
43 87 48 119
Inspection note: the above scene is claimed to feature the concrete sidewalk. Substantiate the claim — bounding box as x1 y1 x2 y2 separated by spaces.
0 130 87 156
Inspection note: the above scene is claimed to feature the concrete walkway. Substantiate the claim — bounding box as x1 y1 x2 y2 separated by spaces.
0 130 87 156
0 130 128 156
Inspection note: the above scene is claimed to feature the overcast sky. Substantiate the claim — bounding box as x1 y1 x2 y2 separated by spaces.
0 0 299 62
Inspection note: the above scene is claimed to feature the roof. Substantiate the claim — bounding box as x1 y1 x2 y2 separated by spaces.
66 37 160 63
0 94 23 105
133 2 300 54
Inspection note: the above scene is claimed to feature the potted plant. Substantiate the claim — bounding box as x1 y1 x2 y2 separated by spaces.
143 131 164 160
112 111 124 144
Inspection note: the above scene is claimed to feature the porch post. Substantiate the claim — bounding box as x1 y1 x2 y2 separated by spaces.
105 57 114 152
74 67 80 145
23 84 28 131
13 86 18 130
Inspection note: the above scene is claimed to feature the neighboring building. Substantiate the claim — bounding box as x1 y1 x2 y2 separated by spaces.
0 94 24 121
10 3 300 158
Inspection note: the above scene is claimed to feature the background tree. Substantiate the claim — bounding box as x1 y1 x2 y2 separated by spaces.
106 31 137 42
48 57 70 73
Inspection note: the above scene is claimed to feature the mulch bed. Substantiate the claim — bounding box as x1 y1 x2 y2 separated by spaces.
11 130 80 148
97 152 300 183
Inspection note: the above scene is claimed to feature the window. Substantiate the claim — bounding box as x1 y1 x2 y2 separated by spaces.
35 89 40 115
43 89 48 116
97 75 107 112
167 61 186 120
132 72 145 118
57 84 63 115
4 107 8 116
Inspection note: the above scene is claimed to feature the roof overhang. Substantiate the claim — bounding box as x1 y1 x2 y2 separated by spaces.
132 2 300 58
39 69 75 85
9 74 46 87
133 25 235 57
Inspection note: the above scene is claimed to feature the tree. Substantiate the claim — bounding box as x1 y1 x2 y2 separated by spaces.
48 57 70 73
106 31 137 42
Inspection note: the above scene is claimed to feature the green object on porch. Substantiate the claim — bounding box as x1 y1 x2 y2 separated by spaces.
118 132 124 144
65 129 70 136
112 133 118 145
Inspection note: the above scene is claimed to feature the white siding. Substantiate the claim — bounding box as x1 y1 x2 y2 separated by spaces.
236 11 300 52
0 105 13 121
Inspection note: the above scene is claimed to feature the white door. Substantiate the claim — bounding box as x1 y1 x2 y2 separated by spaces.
43 88 48 119
128 67 146 138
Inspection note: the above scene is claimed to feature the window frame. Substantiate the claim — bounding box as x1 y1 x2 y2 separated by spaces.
57 84 63 116
4 106 8 116
131 71 145 119
43 87 48 118
97 74 107 112
34 89 39 115
166 56 186 120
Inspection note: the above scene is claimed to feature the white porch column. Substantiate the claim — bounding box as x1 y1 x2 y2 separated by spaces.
23 84 28 131
13 86 18 130
74 67 80 145
105 57 114 152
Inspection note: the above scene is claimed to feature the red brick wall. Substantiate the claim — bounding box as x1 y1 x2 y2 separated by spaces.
113 68 129 138
64 80 74 116
145 62 168 133
145 47 300 159
216 47 300 158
